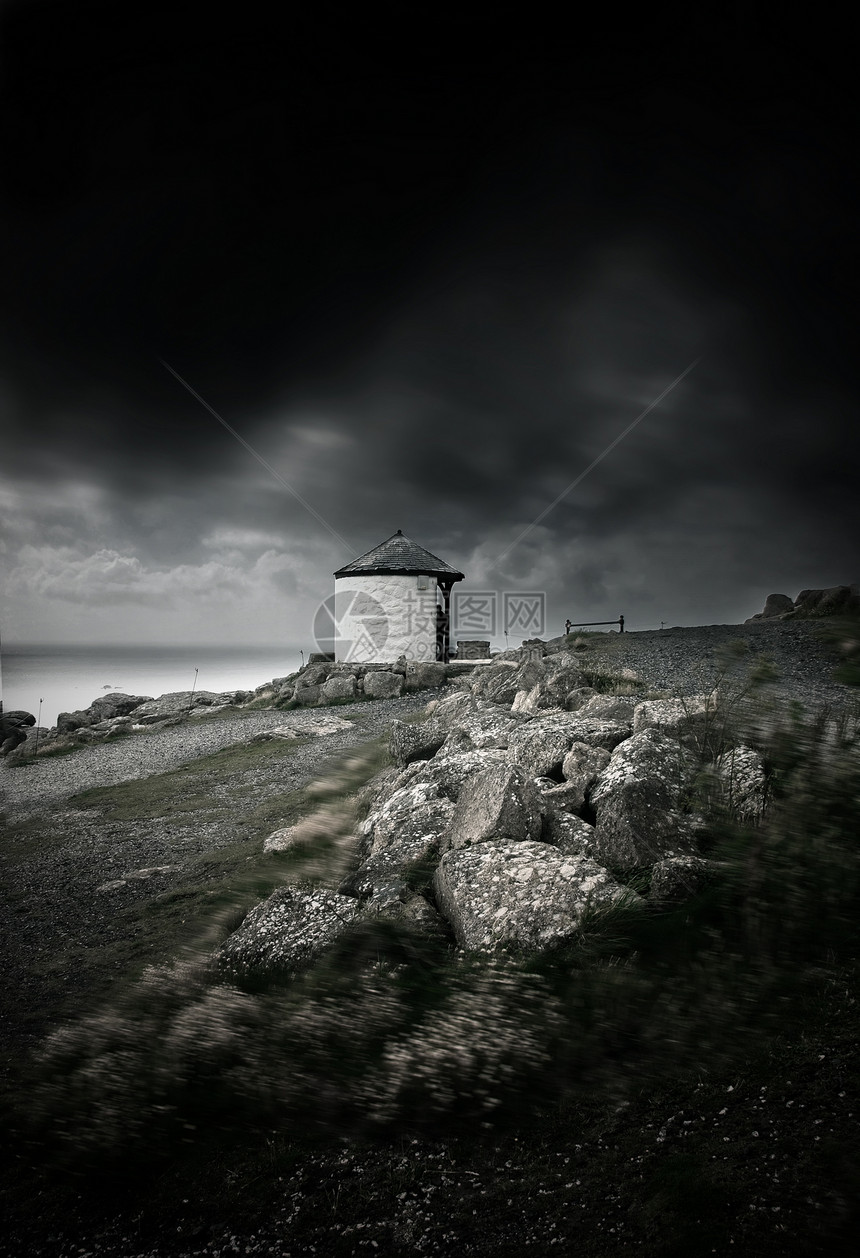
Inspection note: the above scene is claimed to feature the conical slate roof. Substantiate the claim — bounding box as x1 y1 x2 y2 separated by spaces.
334 530 464 580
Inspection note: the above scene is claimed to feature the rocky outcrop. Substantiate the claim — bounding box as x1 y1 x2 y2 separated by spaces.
0 710 36 756
746 585 860 622
215 636 789 971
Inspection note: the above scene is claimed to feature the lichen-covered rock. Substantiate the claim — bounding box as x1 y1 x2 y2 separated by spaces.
359 781 444 851
394 747 509 802
575 694 636 724
506 710 630 777
389 717 445 767
427 690 477 729
504 712 577 777
633 695 712 738
216 887 361 976
343 780 455 899
589 728 699 869
442 763 543 851
363 795 453 866
131 691 230 721
364 670 404 699
321 674 357 702
537 780 590 814
541 666 591 709
561 741 612 809
435 696 520 750
433 840 636 951
541 810 597 856
469 661 523 705
297 663 333 687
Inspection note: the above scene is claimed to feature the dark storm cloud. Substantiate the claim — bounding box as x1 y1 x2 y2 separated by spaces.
1 6 856 640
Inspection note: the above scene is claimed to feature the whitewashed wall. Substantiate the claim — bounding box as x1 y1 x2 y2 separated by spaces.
334 574 439 663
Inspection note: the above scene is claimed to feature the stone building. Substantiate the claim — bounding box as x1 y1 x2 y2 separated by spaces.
333 530 464 664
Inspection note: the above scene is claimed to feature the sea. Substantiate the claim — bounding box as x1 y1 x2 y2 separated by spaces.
0 643 305 728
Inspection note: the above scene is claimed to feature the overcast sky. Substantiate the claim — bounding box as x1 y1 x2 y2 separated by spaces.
1 6 856 647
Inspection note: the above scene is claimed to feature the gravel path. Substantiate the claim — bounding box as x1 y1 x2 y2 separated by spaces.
0 693 431 821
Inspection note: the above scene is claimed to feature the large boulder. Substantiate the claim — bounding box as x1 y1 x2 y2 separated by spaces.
541 810 597 856
294 683 323 707
344 782 455 900
505 710 631 778
321 674 357 702
793 585 860 617
469 661 524 706
404 661 448 691
541 666 592 709
389 717 445 767
589 728 699 869
88 692 152 721
296 662 333 687
427 690 475 727
559 742 612 811
364 792 455 867
363 670 404 699
394 747 509 803
440 701 520 751
130 691 223 721
433 839 636 951
442 763 543 851
633 696 712 738
746 585 860 622
216 887 361 977
575 694 636 723
56 709 95 735
358 781 445 855
0 710 36 754
759 593 795 619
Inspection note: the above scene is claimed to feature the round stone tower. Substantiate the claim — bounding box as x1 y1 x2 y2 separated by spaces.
333 530 464 664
